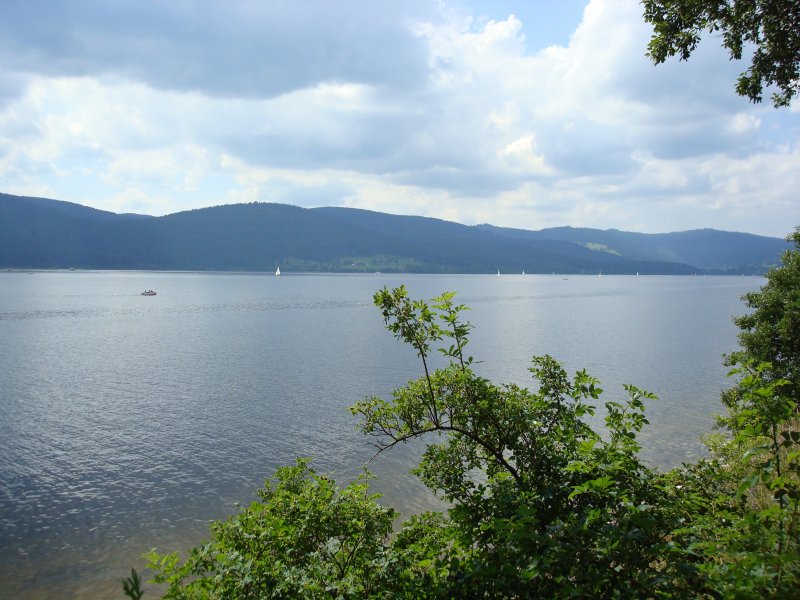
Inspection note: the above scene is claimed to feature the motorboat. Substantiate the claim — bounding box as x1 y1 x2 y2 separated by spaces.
141 290 157 296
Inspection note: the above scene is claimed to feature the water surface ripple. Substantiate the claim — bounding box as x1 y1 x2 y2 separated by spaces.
0 271 762 598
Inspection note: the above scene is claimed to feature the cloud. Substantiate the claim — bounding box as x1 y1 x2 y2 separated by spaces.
106 186 173 215
0 0 796 237
0 71 29 111
0 0 434 99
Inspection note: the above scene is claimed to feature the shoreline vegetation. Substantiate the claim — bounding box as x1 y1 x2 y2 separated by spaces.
126 229 800 598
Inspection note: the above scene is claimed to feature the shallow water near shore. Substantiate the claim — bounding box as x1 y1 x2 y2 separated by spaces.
0 271 763 598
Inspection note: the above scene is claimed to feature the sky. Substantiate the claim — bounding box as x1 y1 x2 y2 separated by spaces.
0 0 797 237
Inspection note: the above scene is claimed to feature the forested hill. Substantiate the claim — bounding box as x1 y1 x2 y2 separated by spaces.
0 193 790 273
477 224 790 273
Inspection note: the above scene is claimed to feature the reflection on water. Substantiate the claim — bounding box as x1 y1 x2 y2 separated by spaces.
0 271 762 598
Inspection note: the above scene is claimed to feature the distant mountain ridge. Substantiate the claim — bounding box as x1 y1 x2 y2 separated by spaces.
476 224 790 274
0 193 790 274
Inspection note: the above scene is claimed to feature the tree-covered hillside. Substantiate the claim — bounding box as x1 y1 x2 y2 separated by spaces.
0 193 788 273
478 224 791 273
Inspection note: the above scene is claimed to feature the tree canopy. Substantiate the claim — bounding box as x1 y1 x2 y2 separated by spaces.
643 0 800 107
726 228 800 403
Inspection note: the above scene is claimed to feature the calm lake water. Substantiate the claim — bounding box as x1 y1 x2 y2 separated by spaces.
0 271 763 598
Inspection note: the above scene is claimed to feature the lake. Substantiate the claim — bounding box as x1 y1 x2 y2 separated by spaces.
0 271 763 598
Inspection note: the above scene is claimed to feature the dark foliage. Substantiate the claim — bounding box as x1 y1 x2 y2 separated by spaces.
644 0 800 107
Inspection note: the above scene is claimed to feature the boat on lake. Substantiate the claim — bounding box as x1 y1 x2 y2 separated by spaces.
141 290 157 296
275 267 281 276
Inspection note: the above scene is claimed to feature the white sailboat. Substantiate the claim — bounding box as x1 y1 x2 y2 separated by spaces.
275 266 281 276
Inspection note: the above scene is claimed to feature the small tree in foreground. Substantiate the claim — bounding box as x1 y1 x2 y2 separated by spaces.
683 229 800 597
351 288 694 597
135 271 800 598
724 228 800 407
139 289 696 598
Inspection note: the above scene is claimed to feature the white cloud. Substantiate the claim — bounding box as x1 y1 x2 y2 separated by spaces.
497 134 551 175
106 145 211 192
728 113 762 135
0 0 796 237
105 187 172 215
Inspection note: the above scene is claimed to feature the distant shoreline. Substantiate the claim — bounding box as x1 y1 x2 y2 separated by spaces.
1 268 768 277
